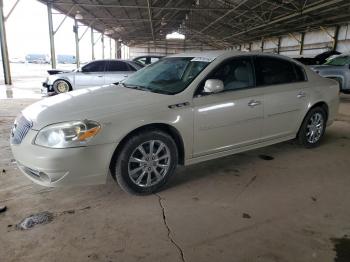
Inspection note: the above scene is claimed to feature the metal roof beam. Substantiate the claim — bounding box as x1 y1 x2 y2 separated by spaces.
53 5 75 35
197 0 250 34
222 0 346 40
4 0 21 21
146 0 155 41
44 2 240 11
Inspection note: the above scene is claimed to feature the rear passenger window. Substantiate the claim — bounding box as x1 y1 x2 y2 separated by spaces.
106 61 129 72
255 57 305 86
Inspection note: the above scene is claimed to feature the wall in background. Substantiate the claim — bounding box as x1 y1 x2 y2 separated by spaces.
239 23 350 57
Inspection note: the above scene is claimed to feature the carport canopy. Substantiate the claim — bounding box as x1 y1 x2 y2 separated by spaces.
38 0 350 48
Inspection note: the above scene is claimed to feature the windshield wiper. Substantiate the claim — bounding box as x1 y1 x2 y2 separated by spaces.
120 82 172 95
121 83 151 92
148 88 174 95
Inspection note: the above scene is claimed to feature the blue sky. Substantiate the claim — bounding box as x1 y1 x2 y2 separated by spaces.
3 0 115 62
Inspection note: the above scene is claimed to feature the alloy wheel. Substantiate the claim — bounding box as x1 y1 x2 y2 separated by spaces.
56 81 69 93
128 140 171 187
306 112 324 144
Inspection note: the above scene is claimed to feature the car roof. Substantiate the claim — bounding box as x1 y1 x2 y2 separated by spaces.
168 50 300 63
168 50 229 59
89 59 131 63
133 55 164 58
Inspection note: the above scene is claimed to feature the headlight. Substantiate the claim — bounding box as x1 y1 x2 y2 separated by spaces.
35 120 101 148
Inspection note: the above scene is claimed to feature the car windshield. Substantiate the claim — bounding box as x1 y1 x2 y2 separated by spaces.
121 57 210 95
325 55 350 66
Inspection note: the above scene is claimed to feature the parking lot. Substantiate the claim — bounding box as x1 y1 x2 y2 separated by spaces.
2 0 350 261
0 94 349 262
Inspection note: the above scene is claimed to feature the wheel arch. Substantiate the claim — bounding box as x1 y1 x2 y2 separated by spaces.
110 123 185 170
297 101 329 136
309 101 329 120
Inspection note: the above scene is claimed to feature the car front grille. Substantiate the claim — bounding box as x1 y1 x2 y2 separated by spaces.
10 115 33 145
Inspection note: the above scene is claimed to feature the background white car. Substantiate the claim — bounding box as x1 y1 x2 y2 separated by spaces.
42 59 143 95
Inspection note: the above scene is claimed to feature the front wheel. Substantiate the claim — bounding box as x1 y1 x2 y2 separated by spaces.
111 130 178 195
297 107 327 148
53 80 71 94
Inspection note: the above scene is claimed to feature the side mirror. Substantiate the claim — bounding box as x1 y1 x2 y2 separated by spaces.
204 79 224 94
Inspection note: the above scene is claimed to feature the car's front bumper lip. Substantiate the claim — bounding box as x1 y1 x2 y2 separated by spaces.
41 82 55 96
11 130 117 187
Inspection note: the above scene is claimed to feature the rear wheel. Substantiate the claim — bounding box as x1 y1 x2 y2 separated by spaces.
297 107 327 148
53 80 71 94
111 130 178 195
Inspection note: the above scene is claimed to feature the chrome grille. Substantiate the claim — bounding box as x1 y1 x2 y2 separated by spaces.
10 115 33 145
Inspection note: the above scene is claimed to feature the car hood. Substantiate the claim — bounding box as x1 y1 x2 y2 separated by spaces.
22 84 172 130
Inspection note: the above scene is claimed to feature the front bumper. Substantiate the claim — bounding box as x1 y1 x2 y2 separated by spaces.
11 129 117 187
41 82 55 96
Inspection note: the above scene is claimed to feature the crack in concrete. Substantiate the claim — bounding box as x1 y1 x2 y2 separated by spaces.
234 175 257 200
155 193 186 262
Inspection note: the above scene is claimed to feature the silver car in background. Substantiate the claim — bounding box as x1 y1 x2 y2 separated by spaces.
311 54 350 94
42 59 143 95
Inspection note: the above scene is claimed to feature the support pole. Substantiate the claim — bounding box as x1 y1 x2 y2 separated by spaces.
299 32 305 55
74 19 80 68
101 34 104 59
117 41 121 59
0 0 11 84
333 25 340 51
261 38 264 52
277 37 281 54
47 2 56 69
114 39 117 59
109 37 112 59
91 27 95 60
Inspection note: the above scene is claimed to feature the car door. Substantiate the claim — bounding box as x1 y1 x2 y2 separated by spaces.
104 60 134 84
254 56 309 140
193 56 264 157
74 60 106 89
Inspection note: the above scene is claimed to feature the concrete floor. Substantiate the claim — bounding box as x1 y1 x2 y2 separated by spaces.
0 95 350 262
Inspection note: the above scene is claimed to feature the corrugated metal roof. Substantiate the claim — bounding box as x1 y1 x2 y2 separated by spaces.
39 0 350 48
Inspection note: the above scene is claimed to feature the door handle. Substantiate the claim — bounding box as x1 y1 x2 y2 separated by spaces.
248 100 261 107
97 75 103 77
297 91 306 98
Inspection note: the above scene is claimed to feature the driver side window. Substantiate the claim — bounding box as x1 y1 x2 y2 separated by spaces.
198 57 255 95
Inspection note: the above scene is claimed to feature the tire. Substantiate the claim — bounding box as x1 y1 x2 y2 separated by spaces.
111 130 178 195
53 80 71 94
297 107 327 148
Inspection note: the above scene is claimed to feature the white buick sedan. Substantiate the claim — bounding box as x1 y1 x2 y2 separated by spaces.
11 51 339 194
